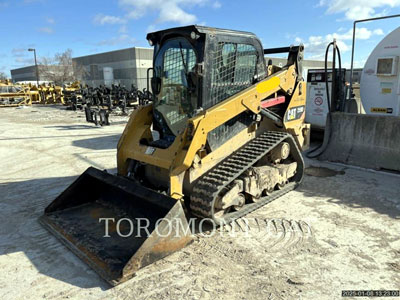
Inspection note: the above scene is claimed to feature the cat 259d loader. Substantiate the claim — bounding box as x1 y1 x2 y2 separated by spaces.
40 25 310 285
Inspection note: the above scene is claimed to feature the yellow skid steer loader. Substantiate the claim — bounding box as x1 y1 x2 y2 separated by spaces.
40 25 310 285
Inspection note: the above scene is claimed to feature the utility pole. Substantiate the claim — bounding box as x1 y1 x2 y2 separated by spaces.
28 48 39 86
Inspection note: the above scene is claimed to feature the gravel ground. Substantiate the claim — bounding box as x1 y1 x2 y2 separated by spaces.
0 105 399 300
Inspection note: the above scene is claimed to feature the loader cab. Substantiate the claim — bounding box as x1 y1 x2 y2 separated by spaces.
147 25 267 148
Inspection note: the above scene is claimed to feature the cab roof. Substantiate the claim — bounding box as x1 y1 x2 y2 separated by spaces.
146 25 258 44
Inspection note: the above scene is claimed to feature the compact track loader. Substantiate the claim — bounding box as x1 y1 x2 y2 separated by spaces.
41 25 310 285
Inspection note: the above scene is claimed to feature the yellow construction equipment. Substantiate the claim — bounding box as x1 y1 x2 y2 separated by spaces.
0 80 32 107
25 83 41 103
40 26 310 285
63 81 82 108
37 83 65 104
18 82 65 105
1 81 75 106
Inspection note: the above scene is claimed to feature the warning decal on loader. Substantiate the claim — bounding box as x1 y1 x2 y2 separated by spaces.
256 77 281 94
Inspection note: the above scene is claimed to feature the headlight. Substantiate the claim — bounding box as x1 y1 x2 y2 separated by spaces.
190 31 197 40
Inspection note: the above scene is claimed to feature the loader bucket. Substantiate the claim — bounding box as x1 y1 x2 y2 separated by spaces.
40 167 193 286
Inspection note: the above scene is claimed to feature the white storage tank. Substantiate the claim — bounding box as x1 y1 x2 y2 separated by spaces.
360 26 400 117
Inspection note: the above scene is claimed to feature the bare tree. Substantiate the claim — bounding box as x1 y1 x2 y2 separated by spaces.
0 72 8 80
72 59 88 83
39 49 86 85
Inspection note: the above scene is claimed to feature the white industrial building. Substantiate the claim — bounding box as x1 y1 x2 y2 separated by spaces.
11 46 341 91
72 47 153 90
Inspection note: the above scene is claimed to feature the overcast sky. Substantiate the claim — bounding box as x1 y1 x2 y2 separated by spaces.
1 0 400 76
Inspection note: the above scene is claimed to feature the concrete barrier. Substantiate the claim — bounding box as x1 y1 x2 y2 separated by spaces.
318 112 400 172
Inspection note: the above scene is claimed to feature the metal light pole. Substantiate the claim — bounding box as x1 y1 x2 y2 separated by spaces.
28 48 39 86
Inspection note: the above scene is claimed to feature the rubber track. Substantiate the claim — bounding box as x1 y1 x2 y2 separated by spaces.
190 131 305 225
